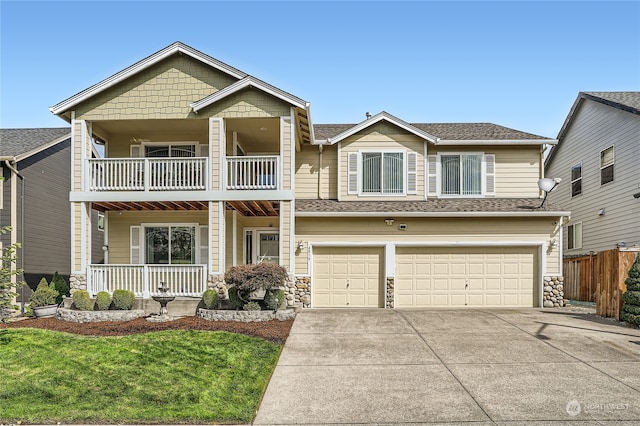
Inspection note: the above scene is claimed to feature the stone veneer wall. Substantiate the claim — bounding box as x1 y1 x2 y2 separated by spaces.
293 276 311 307
198 308 296 322
543 276 566 307
69 274 87 294
57 308 145 322
386 277 394 308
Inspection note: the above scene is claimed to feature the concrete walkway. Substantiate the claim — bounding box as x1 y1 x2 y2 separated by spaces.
254 308 640 425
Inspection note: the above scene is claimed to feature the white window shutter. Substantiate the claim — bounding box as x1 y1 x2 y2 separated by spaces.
199 226 209 265
130 144 141 158
485 154 496 196
347 152 358 194
427 155 438 197
130 226 141 264
199 145 209 157
407 152 417 194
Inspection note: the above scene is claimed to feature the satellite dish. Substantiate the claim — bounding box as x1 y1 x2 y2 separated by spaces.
537 178 561 208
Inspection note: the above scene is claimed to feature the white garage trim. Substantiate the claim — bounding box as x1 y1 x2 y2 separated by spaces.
308 241 548 308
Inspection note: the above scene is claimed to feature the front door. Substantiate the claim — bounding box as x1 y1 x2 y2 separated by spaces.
245 229 279 264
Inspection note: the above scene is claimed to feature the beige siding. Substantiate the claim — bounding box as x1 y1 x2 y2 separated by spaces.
294 217 559 276
210 120 221 191
295 143 338 199
106 211 208 264
72 121 83 191
225 211 233 269
72 203 82 271
197 88 291 118
339 122 425 201
280 201 291 271
546 99 640 253
282 119 292 190
429 145 541 197
75 55 237 120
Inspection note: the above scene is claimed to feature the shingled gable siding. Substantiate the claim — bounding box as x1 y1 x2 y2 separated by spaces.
428 145 541 198
74 55 237 120
339 122 425 201
195 88 292 119
294 216 560 277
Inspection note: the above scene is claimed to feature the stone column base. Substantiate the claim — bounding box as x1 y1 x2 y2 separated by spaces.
543 276 566 307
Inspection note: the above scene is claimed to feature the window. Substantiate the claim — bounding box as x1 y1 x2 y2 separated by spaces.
362 152 404 194
145 144 195 158
145 226 195 264
245 229 279 264
441 154 482 195
600 146 614 185
567 223 583 250
571 163 582 197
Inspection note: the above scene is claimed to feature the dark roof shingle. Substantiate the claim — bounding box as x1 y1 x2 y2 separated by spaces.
1 128 70 158
582 92 640 115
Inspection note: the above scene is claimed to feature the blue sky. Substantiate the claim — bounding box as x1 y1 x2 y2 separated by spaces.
1 1 639 139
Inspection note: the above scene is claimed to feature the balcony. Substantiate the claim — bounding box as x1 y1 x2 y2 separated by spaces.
88 158 208 191
86 156 280 192
226 155 279 190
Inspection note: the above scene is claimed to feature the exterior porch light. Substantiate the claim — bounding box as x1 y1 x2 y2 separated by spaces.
101 245 109 252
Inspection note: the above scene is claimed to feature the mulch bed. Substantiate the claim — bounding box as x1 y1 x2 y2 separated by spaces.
0 316 293 344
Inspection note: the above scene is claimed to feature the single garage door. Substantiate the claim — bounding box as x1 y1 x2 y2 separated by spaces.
395 247 537 307
313 247 383 307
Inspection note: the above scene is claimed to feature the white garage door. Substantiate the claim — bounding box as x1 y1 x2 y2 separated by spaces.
313 247 383 308
395 247 537 307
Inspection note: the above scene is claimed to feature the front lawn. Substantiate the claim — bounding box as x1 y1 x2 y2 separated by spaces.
0 328 281 423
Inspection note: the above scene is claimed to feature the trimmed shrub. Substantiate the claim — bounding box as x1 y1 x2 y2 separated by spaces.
29 278 59 307
228 287 248 310
95 291 111 311
202 288 219 310
72 290 93 311
51 272 69 305
112 289 135 310
224 263 288 292
243 301 261 311
621 254 640 326
264 289 285 310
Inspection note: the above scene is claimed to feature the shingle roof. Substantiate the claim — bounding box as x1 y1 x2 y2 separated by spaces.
582 92 640 115
0 128 71 158
295 198 568 215
314 122 550 141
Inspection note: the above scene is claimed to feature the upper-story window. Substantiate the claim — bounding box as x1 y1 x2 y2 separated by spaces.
428 153 495 197
567 222 582 250
145 144 195 158
348 150 417 196
600 146 614 185
571 163 582 197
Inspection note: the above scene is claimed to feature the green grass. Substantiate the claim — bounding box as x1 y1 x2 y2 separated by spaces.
0 328 282 423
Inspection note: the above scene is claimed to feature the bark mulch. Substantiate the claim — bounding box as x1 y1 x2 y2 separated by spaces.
0 316 293 344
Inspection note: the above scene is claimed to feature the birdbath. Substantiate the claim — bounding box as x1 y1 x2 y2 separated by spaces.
152 281 175 317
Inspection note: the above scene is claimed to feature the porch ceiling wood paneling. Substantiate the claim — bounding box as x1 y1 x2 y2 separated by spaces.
92 200 279 216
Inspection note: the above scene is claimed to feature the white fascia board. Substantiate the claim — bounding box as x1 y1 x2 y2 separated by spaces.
15 133 72 162
191 76 307 112
70 190 295 202
306 102 316 143
326 111 437 145
309 240 547 247
295 210 571 218
50 42 246 115
435 139 558 146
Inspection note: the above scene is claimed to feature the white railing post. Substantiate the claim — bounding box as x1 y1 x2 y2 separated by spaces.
142 265 150 298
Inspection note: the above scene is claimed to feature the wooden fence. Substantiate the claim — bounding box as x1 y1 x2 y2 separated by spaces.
563 248 638 319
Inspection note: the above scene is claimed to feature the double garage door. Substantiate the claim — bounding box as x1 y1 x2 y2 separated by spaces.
313 246 537 308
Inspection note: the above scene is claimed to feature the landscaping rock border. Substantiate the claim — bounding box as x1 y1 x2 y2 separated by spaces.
198 308 296 322
56 308 146 323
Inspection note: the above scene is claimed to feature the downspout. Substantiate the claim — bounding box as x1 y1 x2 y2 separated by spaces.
318 144 323 200
3 159 25 313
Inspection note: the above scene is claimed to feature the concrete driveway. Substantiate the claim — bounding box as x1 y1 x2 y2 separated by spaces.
254 308 640 425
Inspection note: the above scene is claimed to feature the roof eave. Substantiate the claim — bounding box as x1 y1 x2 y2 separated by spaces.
190 76 307 112
326 111 438 145
295 210 571 218
50 42 247 116
14 133 71 162
436 139 558 146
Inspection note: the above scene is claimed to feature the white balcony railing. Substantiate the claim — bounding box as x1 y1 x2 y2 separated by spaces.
226 155 279 190
87 264 207 298
88 158 208 191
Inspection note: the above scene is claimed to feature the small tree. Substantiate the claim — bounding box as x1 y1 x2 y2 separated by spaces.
621 253 640 326
51 272 70 305
0 227 24 322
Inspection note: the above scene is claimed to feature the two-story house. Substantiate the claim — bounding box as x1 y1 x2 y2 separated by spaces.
50 42 568 309
545 92 640 256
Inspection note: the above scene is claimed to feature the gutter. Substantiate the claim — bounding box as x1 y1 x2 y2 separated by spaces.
295 210 572 218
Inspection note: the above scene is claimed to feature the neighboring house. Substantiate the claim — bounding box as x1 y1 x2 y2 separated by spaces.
0 128 104 301
50 41 568 308
545 92 640 256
